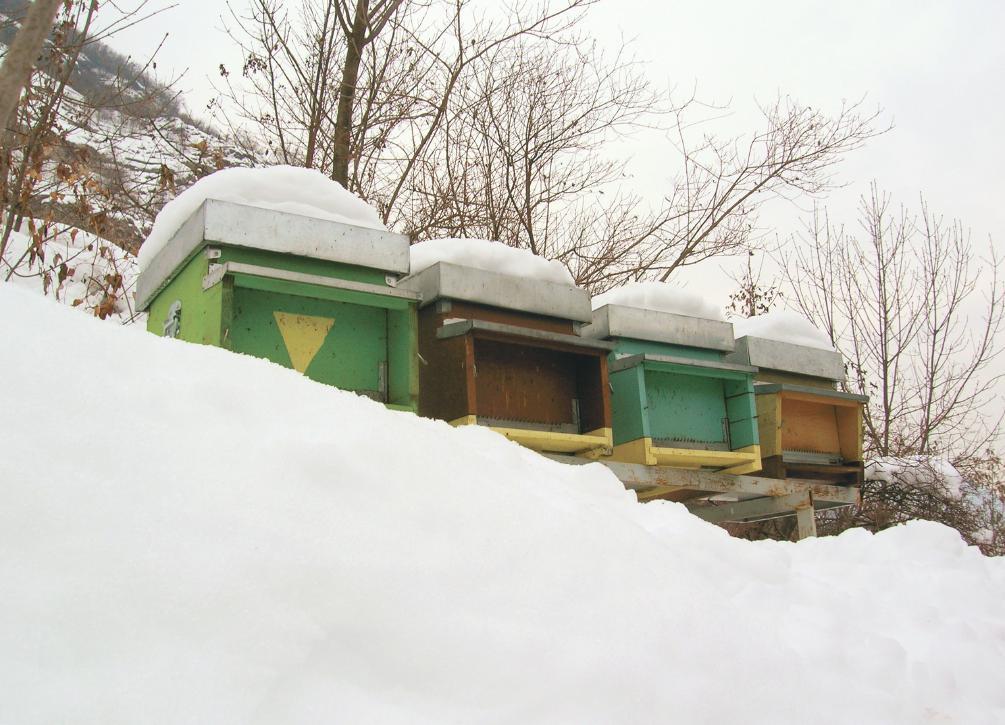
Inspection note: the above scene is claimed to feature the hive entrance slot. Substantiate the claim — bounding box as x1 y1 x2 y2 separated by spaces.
479 417 581 434
651 438 730 452
782 450 844 466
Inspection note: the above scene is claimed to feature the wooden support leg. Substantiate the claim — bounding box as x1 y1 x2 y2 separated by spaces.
795 501 817 540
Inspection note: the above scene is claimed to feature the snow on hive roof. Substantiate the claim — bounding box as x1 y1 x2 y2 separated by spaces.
866 456 966 500
591 281 724 320
137 165 387 268
732 310 835 351
409 238 574 286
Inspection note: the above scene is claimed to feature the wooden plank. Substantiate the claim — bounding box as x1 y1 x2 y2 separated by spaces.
779 388 863 407
580 458 859 504
836 404 864 462
796 504 818 539
437 319 614 352
687 492 812 524
755 393 782 458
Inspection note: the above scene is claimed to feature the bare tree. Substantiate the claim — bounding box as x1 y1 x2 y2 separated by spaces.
0 0 195 320
219 0 594 201
633 96 884 283
401 35 660 248
785 185 1005 551
725 249 783 319
221 3 885 295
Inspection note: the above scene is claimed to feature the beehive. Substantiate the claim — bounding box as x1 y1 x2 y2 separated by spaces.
726 336 866 483
582 305 761 474
137 199 420 411
399 262 614 455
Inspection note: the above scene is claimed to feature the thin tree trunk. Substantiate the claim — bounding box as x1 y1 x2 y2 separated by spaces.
332 0 368 188
0 0 63 135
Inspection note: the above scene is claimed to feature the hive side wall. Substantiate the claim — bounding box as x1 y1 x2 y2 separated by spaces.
387 306 419 410
755 394 782 459
416 307 473 422
723 379 759 450
576 353 612 434
609 365 649 446
145 253 224 346
836 402 864 462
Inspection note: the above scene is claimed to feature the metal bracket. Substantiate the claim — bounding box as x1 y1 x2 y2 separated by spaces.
202 263 226 290
162 300 182 338
199 261 422 300
204 247 222 260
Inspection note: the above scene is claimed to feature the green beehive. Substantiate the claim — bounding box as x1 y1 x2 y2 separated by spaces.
582 304 761 474
137 198 420 411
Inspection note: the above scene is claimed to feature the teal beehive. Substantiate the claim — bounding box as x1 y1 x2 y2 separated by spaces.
582 303 761 474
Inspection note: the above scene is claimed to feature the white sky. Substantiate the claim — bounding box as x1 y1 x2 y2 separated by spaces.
114 0 1003 275
104 0 1005 437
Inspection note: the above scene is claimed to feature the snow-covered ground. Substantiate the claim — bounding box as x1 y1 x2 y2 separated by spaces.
867 457 967 500
2 284 1004 724
2 224 139 324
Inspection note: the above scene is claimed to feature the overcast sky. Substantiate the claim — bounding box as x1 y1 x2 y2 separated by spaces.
111 0 1004 291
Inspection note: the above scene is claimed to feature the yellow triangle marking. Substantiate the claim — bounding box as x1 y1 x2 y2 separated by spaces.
273 311 335 373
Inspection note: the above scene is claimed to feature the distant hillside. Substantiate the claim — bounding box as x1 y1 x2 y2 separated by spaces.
0 0 254 251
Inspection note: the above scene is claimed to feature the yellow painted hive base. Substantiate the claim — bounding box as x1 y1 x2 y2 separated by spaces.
609 437 761 475
449 416 613 456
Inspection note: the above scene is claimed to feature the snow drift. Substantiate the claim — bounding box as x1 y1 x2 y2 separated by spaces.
1 285 1004 724
867 456 966 500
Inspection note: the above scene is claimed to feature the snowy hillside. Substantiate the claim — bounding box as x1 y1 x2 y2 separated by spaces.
2 285 1005 724
0 8 253 253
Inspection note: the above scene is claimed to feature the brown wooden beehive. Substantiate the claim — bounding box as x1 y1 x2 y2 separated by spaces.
400 262 614 455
